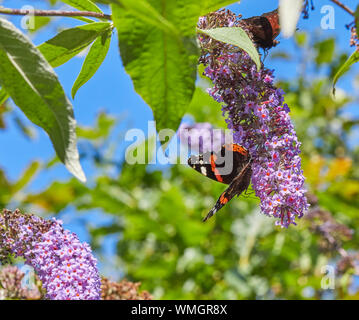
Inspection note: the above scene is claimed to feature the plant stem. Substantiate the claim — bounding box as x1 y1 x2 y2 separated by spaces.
0 7 112 21
329 0 355 17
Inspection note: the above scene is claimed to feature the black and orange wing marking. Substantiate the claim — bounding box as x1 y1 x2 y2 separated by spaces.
202 160 252 222
187 143 250 185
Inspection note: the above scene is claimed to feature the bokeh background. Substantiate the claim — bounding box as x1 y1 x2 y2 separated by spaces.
1 0 359 299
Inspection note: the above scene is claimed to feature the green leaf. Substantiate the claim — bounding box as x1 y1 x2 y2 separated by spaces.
314 38 335 65
333 51 359 93
38 22 112 68
13 115 36 140
111 2 198 140
0 88 8 105
12 161 41 194
77 112 116 140
198 27 261 70
294 31 307 47
29 17 52 34
0 23 112 123
72 29 112 98
115 0 179 36
61 0 103 13
0 18 86 182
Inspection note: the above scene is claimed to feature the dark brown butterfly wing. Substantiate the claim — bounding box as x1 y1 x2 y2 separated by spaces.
241 9 280 49
202 160 252 222
187 143 250 185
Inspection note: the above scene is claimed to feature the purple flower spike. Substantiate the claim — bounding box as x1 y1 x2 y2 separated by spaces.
0 209 101 299
198 11 309 227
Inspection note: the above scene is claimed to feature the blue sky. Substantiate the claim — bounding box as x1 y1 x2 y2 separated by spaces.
0 0 358 278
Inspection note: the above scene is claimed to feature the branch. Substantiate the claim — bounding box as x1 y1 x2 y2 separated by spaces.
329 0 355 16
0 7 112 21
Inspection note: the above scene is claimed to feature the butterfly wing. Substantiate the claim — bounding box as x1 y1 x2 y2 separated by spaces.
202 160 252 222
187 143 250 185
241 9 280 49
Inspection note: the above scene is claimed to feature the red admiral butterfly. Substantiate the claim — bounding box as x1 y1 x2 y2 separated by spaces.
188 144 252 222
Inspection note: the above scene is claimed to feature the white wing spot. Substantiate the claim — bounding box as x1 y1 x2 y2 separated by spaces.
200 167 207 175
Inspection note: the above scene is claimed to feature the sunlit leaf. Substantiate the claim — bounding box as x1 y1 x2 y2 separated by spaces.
111 2 198 142
0 18 86 182
0 88 8 105
72 29 112 98
38 22 112 67
61 0 103 13
114 0 178 35
314 38 335 65
333 51 359 93
12 161 41 193
197 27 261 70
77 112 116 140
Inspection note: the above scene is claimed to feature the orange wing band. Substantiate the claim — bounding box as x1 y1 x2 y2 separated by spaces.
210 154 223 183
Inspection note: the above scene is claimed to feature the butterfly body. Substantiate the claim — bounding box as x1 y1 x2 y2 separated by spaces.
188 143 252 221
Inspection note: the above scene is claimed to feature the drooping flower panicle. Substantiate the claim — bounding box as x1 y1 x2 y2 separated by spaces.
198 10 309 227
0 209 101 300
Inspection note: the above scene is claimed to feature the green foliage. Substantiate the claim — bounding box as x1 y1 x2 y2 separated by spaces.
314 38 335 65
198 27 261 70
0 18 85 182
333 51 359 94
0 161 40 209
61 0 103 13
111 0 241 141
76 112 116 140
111 1 198 142
332 5 359 93
38 22 112 68
29 17 52 34
1 1 359 300
113 0 179 35
72 29 112 98
0 89 7 106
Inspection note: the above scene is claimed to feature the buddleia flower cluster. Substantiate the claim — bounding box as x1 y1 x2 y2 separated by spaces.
198 10 309 227
0 209 101 300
